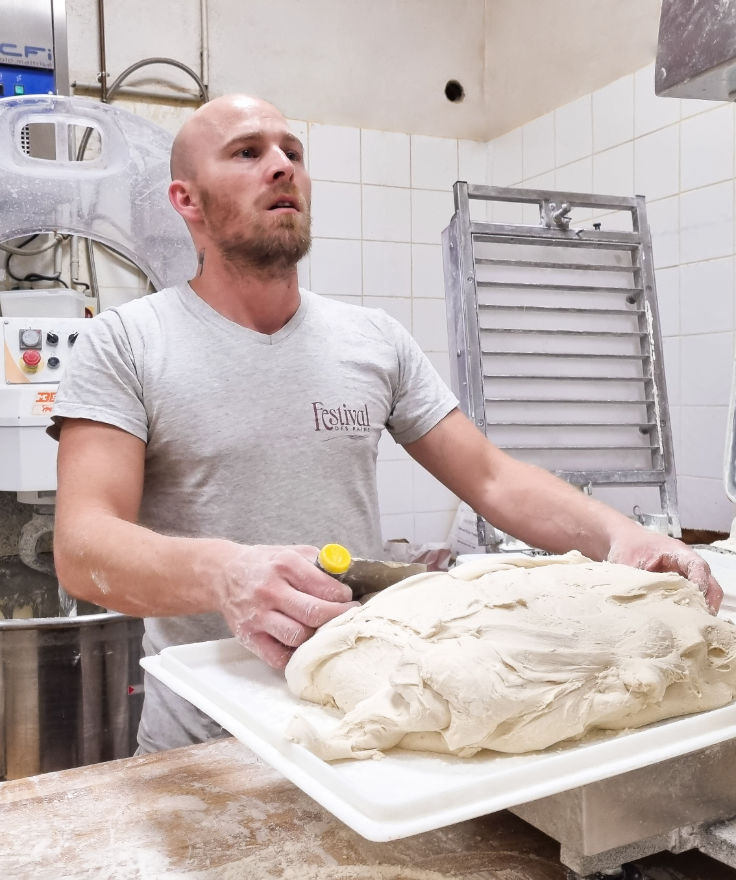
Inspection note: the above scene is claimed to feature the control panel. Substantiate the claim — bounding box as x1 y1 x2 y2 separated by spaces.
0 315 89 492
3 316 87 385
0 63 54 97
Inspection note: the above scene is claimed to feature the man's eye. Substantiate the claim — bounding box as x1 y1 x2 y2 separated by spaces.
238 148 257 158
286 150 302 162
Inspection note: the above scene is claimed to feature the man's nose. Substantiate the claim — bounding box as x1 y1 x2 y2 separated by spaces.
268 146 295 181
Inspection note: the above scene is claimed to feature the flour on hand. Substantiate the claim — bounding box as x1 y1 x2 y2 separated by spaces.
284 552 736 761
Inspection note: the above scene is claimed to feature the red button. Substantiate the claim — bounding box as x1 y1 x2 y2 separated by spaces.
22 350 42 368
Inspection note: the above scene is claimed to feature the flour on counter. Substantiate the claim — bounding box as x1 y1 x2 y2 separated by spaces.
285 552 736 761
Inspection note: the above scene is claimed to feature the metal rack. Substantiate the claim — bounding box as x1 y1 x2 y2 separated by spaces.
442 182 679 545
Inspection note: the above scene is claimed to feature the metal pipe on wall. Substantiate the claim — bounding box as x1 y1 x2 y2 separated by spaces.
96 0 108 102
82 0 209 104
200 0 210 91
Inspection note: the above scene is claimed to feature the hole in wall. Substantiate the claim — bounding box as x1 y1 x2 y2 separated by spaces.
444 80 465 103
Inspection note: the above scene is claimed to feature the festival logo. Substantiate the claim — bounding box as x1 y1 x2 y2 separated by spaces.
311 401 371 433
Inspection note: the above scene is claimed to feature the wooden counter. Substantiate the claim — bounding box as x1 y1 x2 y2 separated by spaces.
0 737 734 879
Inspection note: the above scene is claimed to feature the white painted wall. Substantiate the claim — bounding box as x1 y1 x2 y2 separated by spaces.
64 0 662 141
65 0 488 139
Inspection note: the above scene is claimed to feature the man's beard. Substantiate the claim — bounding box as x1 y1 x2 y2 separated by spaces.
202 191 312 275
223 211 312 273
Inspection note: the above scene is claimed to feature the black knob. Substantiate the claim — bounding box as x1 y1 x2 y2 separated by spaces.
47 356 60 369
68 331 79 345
46 332 59 345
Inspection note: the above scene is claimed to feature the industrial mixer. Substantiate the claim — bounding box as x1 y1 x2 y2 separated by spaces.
0 86 195 778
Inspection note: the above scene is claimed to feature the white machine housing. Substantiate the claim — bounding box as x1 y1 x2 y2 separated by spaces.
0 314 89 491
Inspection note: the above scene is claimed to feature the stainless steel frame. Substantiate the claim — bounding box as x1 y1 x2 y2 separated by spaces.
442 183 679 545
511 738 736 876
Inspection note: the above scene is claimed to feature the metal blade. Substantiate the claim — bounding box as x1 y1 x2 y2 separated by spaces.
341 558 427 597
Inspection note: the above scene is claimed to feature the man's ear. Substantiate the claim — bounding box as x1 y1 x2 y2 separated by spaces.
169 180 201 223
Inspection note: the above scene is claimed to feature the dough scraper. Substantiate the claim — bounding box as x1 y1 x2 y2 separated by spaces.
318 544 427 597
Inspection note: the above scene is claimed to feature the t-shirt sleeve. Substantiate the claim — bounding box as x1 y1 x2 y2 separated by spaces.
47 310 148 443
384 316 459 445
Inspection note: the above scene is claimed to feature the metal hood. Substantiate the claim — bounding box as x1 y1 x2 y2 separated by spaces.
656 0 736 100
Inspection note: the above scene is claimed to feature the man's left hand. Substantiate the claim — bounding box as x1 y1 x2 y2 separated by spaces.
608 531 723 613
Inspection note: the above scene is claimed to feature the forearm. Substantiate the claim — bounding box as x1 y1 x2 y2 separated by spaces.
54 510 228 617
469 453 643 560
408 411 722 609
406 410 643 560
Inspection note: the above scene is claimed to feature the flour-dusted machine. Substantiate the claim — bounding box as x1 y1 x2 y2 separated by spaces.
0 86 195 778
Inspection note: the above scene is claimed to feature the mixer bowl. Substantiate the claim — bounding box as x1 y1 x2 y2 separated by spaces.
0 558 144 780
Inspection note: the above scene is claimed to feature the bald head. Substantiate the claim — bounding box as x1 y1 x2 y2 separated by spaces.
169 94 287 182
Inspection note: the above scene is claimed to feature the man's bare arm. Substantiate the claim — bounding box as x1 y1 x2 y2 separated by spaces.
53 419 356 667
405 409 722 610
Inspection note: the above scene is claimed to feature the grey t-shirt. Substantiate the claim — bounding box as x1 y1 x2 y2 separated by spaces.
51 284 458 751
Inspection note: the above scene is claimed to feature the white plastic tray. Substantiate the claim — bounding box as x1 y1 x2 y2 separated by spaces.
141 637 736 842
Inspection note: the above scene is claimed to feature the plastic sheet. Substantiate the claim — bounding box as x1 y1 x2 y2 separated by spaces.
0 94 195 289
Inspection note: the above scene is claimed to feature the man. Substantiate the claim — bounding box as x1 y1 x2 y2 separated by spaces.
51 94 722 754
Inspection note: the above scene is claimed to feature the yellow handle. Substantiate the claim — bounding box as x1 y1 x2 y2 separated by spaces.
317 543 352 575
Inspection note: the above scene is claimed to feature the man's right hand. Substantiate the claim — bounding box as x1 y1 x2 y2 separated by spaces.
217 543 358 668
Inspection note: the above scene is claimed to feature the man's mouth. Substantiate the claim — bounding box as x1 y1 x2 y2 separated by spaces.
268 196 300 212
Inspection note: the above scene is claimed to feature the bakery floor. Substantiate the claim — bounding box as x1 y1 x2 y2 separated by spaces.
1 737 735 879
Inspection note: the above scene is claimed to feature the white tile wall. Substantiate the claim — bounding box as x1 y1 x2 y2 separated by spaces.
678 406 729 480
663 337 681 407
633 65 680 137
309 238 362 296
680 258 734 335
412 244 446 299
655 266 680 337
376 459 415 515
677 476 736 531
414 510 456 543
593 142 634 196
647 196 680 269
381 512 415 543
491 127 523 185
458 139 488 184
362 184 411 241
555 157 593 194
522 111 555 179
362 241 411 297
680 105 734 192
311 181 362 238
634 126 679 201
411 189 455 245
308 123 361 182
361 129 410 187
680 96 728 119
555 95 593 166
593 75 634 153
364 295 412 332
679 182 734 264
411 135 458 190
680 332 733 407
413 298 451 352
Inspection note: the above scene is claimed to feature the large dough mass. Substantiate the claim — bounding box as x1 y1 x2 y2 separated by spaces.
284 552 736 760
